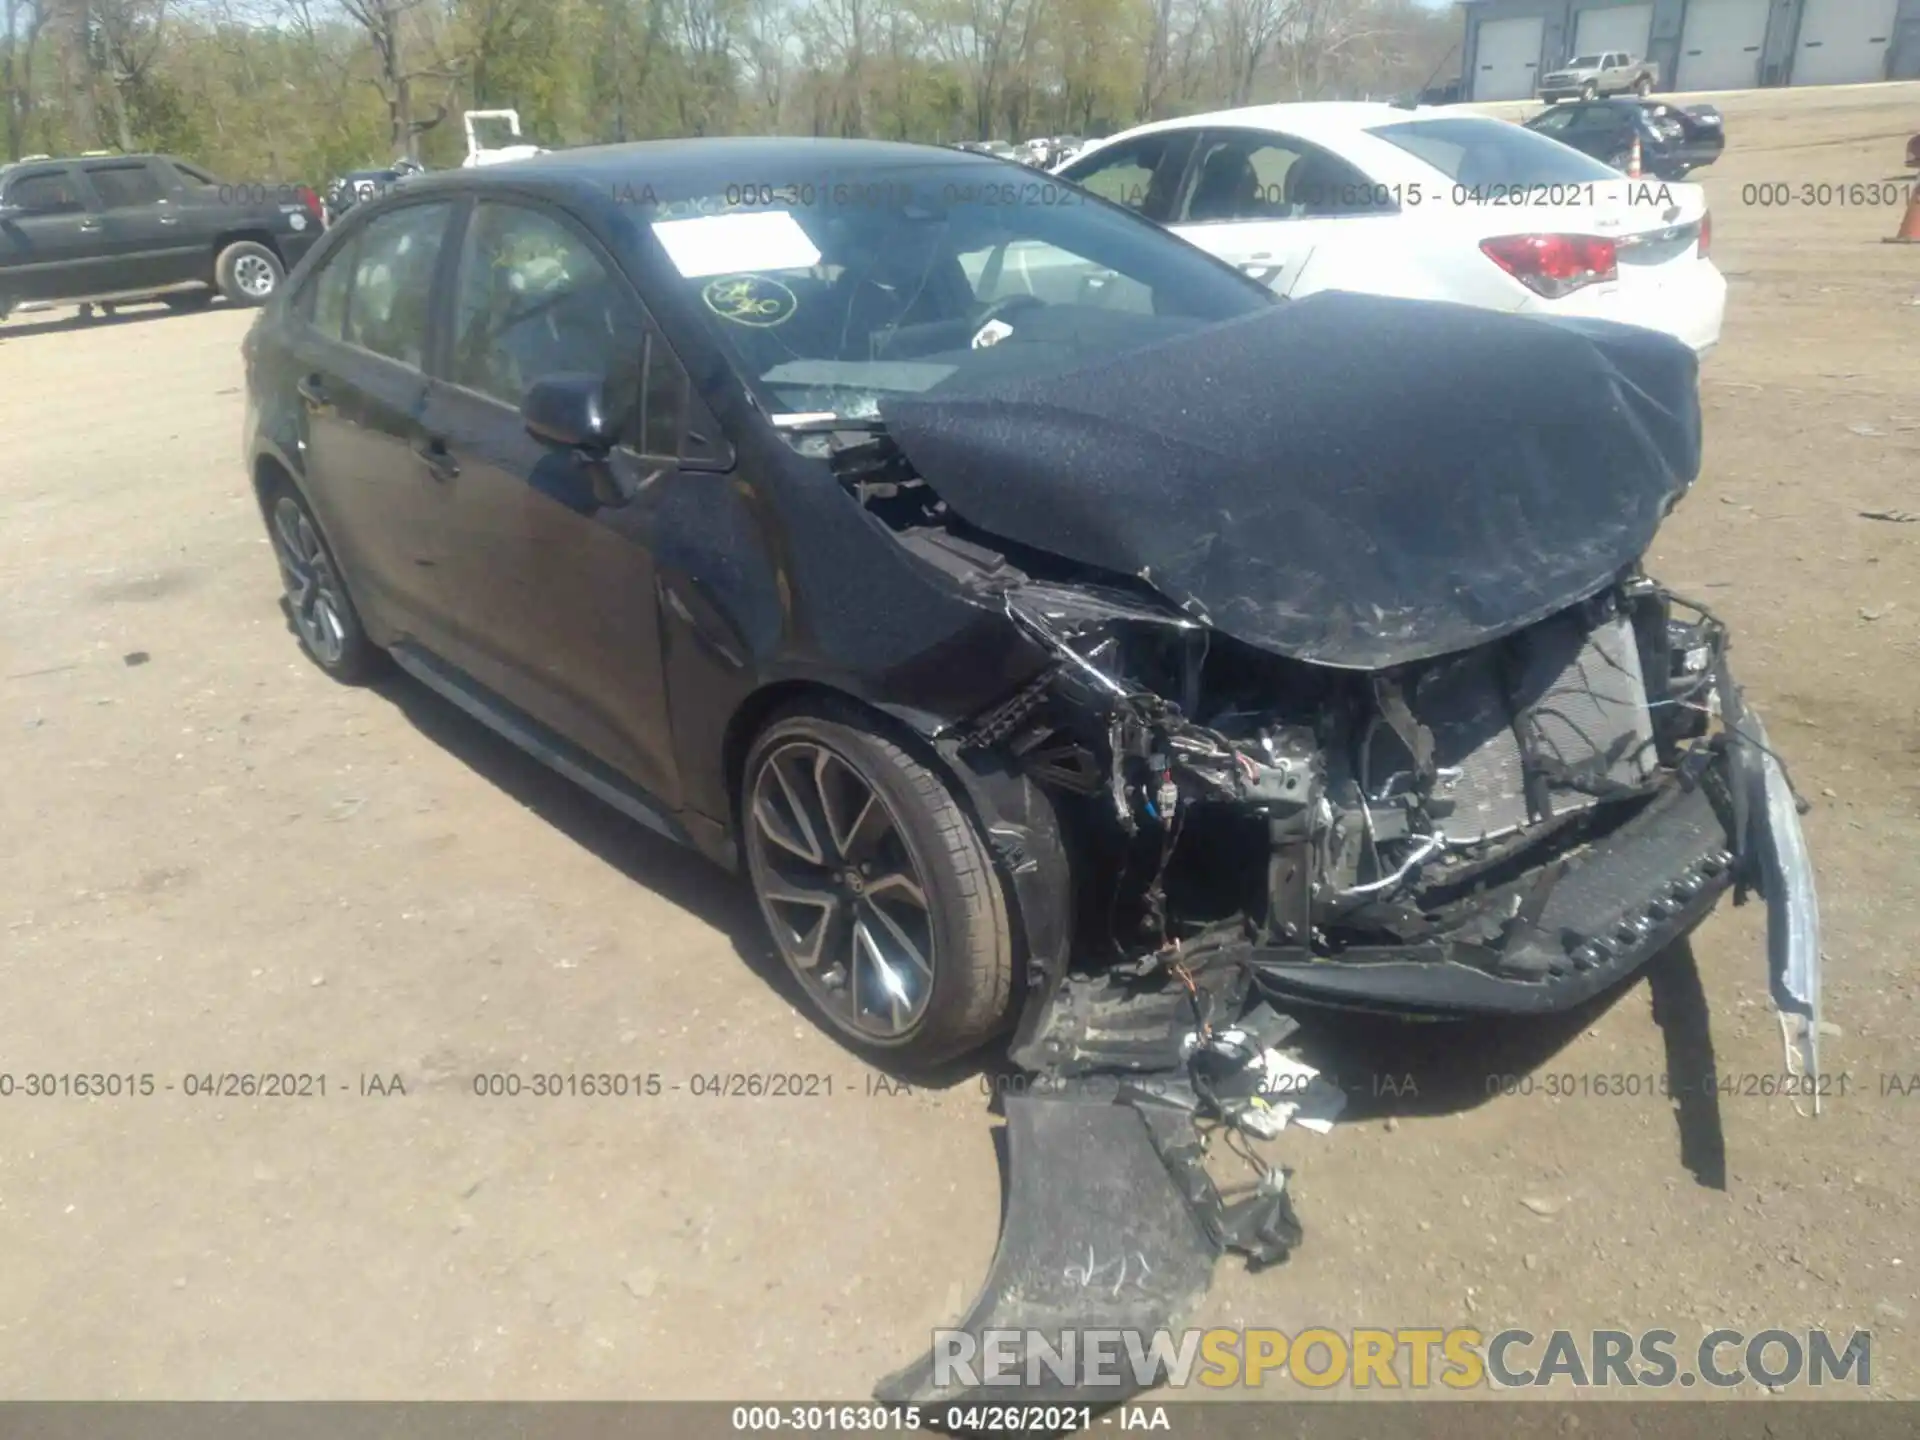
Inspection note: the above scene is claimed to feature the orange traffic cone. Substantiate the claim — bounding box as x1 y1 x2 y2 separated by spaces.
1625 133 1643 178
1887 182 1920 244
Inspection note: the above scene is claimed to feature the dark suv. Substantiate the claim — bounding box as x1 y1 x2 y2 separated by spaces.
0 153 323 320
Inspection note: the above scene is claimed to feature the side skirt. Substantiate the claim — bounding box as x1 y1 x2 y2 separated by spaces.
389 641 694 852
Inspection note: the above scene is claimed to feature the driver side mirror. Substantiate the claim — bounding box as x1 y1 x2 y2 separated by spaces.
522 372 620 454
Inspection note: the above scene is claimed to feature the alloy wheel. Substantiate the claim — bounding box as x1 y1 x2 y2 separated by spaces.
272 496 349 667
746 739 938 1041
234 253 278 298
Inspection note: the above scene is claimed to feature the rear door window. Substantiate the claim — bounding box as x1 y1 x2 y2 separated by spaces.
342 202 454 368
1180 129 1391 221
1566 106 1631 137
83 161 167 209
304 235 356 340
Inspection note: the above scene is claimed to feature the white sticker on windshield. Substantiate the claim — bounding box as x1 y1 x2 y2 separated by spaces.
651 211 822 278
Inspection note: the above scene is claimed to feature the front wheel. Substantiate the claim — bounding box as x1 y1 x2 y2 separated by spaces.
216 241 284 306
1579 81 1598 101
743 705 1014 1067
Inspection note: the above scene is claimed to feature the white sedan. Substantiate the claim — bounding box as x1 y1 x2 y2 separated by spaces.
1055 103 1724 355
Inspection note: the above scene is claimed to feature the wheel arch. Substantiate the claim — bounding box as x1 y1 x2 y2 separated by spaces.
722 677 1073 1031
214 229 288 269
251 449 300 522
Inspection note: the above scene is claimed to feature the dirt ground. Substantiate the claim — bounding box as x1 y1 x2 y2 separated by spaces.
2 83 1917 1406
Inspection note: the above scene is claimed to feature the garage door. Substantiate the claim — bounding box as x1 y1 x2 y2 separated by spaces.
1574 4 1654 61
1791 0 1899 86
1676 0 1770 91
1474 15 1545 101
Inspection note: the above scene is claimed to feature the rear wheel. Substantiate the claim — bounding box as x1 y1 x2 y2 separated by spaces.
743 704 1014 1067
216 241 284 306
263 476 381 683
1633 75 1653 97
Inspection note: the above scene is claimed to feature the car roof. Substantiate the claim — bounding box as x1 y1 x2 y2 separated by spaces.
401 135 1011 197
1076 102 1540 183
1097 101 1424 149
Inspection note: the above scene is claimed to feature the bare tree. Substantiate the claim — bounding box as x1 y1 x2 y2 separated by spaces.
3 0 50 159
334 0 451 158
1212 0 1297 107
678 0 742 134
736 0 790 130
91 0 168 150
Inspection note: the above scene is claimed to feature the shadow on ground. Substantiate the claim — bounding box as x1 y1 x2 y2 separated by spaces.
364 655 1732 1180
0 298 232 340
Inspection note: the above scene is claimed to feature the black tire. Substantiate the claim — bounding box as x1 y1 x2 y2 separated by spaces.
215 241 285 306
261 474 382 683
164 290 215 312
742 702 1014 1068
1634 75 1653 96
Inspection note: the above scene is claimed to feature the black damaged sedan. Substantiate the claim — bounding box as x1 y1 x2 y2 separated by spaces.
240 137 1817 1090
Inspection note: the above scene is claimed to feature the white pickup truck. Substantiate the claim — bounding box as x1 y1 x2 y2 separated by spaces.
1538 52 1659 102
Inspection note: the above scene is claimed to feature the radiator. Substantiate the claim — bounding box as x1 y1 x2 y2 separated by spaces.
1369 612 1658 844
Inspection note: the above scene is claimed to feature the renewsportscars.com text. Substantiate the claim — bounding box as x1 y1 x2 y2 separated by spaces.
932 1326 1873 1391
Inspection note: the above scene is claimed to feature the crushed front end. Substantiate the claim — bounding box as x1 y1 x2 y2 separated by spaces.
851 294 1820 1412
874 557 1820 1413
989 571 1771 1045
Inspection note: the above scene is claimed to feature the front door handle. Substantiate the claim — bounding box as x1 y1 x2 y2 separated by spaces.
158 215 180 226
413 435 459 481
78 219 102 232
295 374 329 407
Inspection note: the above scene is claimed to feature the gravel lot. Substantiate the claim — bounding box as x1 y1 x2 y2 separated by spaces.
2 82 1917 1403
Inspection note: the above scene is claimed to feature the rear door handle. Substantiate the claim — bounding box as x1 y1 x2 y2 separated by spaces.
78 219 102 232
413 435 459 481
295 374 329 406
158 215 180 226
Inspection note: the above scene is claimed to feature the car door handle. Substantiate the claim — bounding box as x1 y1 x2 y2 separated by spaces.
295 374 329 407
78 220 102 232
413 435 459 481
158 215 180 226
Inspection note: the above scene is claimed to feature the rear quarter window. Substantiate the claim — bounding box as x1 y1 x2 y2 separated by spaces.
1368 117 1619 187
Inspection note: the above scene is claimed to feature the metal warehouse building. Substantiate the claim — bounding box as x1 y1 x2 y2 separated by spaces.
1463 0 1920 99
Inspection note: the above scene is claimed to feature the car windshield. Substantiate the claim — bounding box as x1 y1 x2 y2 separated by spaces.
1368 116 1619 186
637 160 1273 423
1566 55 1604 67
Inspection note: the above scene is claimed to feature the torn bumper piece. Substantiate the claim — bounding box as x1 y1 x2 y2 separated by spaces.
872 1087 1299 1412
1739 708 1823 1097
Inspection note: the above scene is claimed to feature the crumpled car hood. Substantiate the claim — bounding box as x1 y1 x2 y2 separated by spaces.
880 291 1702 670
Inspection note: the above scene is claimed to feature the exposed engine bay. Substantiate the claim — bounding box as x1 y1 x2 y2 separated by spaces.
832 428 1823 1413
989 573 1716 968
826 424 1754 1009
827 294 1823 1412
